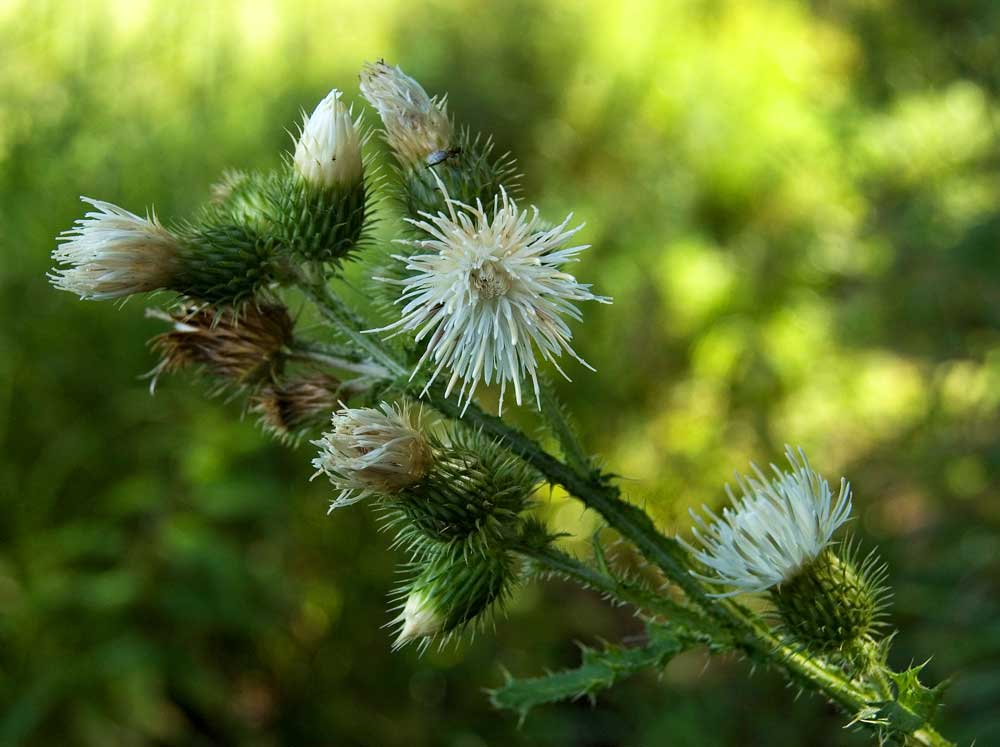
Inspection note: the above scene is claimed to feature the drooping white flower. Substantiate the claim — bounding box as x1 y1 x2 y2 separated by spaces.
49 198 181 300
372 182 611 414
293 89 364 189
312 402 432 510
682 446 853 596
359 60 451 168
393 589 444 648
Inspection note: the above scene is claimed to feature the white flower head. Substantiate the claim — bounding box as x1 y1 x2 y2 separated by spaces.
312 401 432 510
293 88 364 189
359 60 451 168
393 589 444 648
49 197 181 300
372 181 611 414
682 446 853 596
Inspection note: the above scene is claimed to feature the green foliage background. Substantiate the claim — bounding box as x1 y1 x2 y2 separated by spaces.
1 1 998 744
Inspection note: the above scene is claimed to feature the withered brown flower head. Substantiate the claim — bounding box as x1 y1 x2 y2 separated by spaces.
252 373 351 442
147 303 294 390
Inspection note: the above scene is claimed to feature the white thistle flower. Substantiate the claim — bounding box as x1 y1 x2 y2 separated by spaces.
682 446 853 596
293 89 364 189
371 182 611 414
312 402 432 510
359 60 451 168
393 589 444 648
49 198 181 300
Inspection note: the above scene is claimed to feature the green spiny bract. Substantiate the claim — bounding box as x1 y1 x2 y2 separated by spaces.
394 540 519 647
384 427 540 553
271 169 368 266
171 216 279 305
770 542 890 659
398 128 519 224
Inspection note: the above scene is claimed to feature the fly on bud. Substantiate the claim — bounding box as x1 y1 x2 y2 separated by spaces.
312 402 433 510
146 303 293 392
360 60 452 170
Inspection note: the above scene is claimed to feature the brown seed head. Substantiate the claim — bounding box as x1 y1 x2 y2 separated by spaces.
147 303 293 390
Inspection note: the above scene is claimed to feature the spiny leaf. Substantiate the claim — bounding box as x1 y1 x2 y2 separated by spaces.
488 622 697 723
877 663 950 729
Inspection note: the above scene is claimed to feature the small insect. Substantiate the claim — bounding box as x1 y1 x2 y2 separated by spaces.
425 147 463 168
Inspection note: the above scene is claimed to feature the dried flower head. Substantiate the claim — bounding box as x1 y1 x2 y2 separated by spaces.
312 402 433 510
253 373 369 442
50 197 182 300
360 60 451 168
293 89 364 189
147 303 293 391
682 447 853 596
372 182 610 413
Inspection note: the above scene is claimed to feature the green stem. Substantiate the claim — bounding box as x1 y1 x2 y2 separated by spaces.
299 280 407 377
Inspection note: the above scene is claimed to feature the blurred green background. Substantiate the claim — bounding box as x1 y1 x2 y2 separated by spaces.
2 0 998 744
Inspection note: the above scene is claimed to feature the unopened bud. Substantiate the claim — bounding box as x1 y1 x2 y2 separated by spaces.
387 428 539 550
393 544 516 648
293 89 364 189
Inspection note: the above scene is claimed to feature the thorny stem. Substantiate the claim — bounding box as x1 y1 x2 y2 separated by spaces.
304 285 956 747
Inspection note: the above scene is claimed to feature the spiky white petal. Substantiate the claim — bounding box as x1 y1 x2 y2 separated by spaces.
293 89 364 188
372 182 611 414
49 198 181 300
681 446 853 596
359 60 451 168
312 402 432 510
393 589 444 647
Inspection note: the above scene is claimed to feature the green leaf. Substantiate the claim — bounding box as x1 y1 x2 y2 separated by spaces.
488 622 696 722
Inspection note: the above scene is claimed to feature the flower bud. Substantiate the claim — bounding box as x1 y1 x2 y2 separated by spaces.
771 542 890 656
395 589 445 644
50 198 183 300
293 89 364 189
360 60 451 169
393 544 516 648
147 303 293 391
51 198 280 306
386 428 539 551
312 402 433 509
253 373 368 442
273 90 368 266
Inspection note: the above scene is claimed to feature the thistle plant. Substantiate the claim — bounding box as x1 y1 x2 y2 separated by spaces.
49 64 956 745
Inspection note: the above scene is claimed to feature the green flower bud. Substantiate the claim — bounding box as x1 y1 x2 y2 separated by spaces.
393 543 517 648
172 219 278 305
771 542 890 656
386 428 540 551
